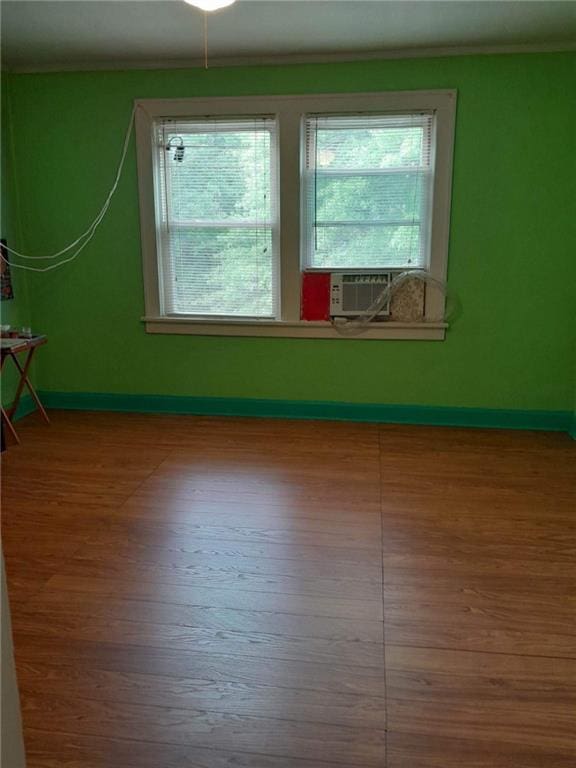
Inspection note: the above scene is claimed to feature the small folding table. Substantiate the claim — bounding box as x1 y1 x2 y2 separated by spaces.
1 335 49 445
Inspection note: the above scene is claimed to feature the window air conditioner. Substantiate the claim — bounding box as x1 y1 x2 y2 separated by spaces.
330 273 392 318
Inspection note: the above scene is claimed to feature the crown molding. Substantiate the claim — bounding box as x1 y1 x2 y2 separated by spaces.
3 40 575 74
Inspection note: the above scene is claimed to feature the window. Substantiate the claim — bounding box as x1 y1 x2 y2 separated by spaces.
302 114 433 271
155 118 279 319
136 91 456 339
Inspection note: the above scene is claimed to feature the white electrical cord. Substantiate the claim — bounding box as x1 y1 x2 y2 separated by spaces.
331 269 449 336
2 105 452 331
1 104 137 272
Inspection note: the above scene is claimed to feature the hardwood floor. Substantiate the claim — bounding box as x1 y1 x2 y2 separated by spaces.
1 411 575 767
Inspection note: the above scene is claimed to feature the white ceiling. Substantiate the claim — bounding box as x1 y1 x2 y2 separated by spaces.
2 0 576 72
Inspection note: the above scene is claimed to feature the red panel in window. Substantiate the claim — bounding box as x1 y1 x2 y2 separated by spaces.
301 272 330 321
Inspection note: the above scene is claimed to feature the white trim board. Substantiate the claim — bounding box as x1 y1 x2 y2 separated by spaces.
134 89 456 339
143 318 448 340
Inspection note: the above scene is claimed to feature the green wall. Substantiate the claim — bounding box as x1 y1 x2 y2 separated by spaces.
0 75 32 406
5 52 576 411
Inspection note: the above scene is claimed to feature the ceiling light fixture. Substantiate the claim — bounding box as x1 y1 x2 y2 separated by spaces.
183 0 236 11
182 0 236 70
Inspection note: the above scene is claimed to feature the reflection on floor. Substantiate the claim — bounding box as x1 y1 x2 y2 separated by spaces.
2 411 575 767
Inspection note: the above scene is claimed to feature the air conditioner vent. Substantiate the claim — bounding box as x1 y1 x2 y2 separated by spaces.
330 273 391 318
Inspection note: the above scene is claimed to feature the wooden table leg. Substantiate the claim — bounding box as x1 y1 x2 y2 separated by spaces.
0 355 20 443
1 407 20 444
7 348 50 424
5 348 31 420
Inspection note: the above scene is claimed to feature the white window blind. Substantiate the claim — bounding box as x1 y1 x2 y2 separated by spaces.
155 117 279 318
302 113 434 270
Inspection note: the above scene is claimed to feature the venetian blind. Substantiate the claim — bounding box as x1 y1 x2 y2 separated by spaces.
155 118 278 318
302 113 434 270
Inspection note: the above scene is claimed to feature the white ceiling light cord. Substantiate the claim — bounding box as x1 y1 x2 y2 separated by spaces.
204 12 209 69
1 103 138 272
183 0 238 69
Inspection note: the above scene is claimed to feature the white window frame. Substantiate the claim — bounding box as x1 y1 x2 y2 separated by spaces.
154 117 280 320
135 90 456 340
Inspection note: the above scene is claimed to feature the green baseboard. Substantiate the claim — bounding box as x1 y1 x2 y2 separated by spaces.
4 395 36 421
37 390 574 435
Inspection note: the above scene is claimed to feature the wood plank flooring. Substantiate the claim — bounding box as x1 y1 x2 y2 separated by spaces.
2 411 575 767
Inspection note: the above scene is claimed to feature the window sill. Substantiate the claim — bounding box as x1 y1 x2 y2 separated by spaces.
142 317 447 340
